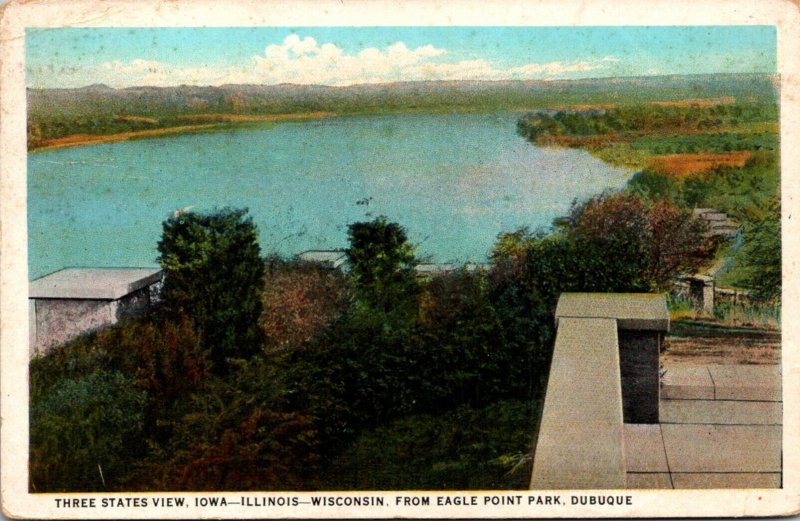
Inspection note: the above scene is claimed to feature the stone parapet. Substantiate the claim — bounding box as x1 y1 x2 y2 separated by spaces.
530 317 626 489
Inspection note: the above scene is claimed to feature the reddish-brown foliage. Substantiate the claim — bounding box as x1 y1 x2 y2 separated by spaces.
261 262 349 350
646 199 717 286
571 192 650 239
157 409 319 491
570 193 713 290
133 315 207 404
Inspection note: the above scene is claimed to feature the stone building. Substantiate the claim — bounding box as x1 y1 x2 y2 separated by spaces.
28 267 163 357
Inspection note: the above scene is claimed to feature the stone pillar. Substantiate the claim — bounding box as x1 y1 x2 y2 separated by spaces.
702 280 715 315
689 275 715 315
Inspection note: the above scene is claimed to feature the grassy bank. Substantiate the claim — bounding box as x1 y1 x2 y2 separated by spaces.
517 100 780 299
30 112 337 152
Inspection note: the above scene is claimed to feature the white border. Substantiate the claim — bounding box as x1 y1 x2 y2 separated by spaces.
1 0 799 518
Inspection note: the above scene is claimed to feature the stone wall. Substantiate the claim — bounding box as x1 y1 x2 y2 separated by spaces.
530 317 626 489
532 293 669 488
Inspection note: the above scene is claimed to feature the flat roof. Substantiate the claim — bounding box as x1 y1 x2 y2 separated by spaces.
298 250 346 259
555 293 669 332
414 263 458 274
30 267 162 300
297 250 347 266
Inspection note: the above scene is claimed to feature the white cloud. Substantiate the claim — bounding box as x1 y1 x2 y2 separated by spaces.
509 60 595 76
69 35 616 88
406 59 502 81
252 36 449 85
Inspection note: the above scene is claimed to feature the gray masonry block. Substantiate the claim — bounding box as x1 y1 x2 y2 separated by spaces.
660 399 782 425
661 424 781 473
661 366 715 400
626 473 673 489
671 473 781 489
709 365 782 402
555 293 670 332
624 424 668 472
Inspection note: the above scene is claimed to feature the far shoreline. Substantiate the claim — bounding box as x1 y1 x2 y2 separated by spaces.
29 112 337 153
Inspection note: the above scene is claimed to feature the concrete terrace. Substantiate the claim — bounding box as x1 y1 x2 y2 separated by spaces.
531 293 782 490
626 364 782 489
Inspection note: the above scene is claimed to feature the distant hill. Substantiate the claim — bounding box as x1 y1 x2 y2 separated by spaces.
27 74 779 146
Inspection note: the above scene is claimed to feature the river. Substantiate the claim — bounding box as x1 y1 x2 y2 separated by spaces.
28 112 631 280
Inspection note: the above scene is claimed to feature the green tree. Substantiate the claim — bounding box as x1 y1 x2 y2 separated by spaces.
490 227 539 262
628 169 679 200
416 270 509 410
504 193 712 309
346 217 419 319
729 202 781 301
157 207 265 373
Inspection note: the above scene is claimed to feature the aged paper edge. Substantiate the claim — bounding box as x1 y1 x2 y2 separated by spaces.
1 0 799 518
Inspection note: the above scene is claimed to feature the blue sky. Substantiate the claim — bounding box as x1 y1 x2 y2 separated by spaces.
26 26 776 88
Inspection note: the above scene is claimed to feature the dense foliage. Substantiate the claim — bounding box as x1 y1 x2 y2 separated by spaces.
261 258 349 351
29 315 207 491
517 103 777 142
30 370 147 492
30 214 560 492
492 193 713 306
323 400 539 490
346 217 419 320
724 202 781 301
628 151 779 219
157 208 265 373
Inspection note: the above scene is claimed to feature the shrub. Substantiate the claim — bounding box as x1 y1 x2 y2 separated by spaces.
726 202 781 302
628 169 679 200
346 217 419 321
261 259 349 351
566 192 712 292
135 356 319 491
157 207 265 373
323 400 540 490
416 270 514 411
30 370 147 492
30 314 206 431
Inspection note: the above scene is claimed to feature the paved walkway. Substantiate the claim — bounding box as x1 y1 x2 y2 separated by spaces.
625 364 782 488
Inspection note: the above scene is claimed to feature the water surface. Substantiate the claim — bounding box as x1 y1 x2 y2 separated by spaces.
28 112 630 280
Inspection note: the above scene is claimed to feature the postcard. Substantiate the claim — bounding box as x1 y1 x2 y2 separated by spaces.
1 0 799 518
